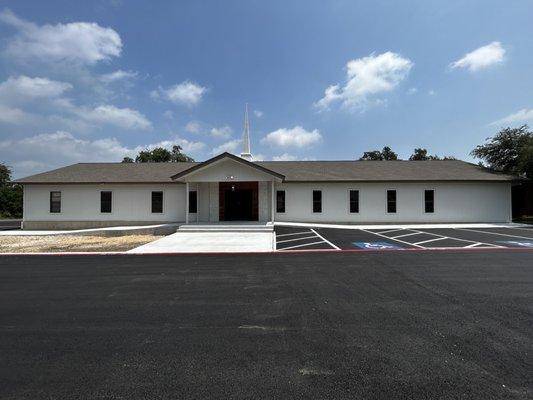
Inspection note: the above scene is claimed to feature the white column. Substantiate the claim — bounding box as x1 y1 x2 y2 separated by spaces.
271 180 275 223
185 181 189 224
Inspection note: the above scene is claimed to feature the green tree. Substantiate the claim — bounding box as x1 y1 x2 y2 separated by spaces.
132 145 194 163
0 164 11 185
359 150 383 161
408 148 449 160
0 163 23 218
471 125 533 177
381 146 398 160
121 157 134 163
359 146 399 161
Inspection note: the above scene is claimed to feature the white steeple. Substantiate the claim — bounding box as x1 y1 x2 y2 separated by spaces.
240 103 253 161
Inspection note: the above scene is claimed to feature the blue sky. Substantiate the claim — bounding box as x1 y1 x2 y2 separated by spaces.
1 0 533 178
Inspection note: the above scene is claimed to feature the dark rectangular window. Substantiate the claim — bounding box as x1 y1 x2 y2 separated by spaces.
50 191 61 213
188 191 197 213
276 190 285 213
313 190 322 213
424 190 434 213
349 190 359 213
100 191 112 213
387 190 397 213
152 191 163 213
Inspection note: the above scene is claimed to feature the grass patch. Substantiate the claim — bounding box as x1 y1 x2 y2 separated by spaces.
0 234 163 253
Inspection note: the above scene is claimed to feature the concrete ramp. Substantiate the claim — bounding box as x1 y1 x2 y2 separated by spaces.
128 228 275 253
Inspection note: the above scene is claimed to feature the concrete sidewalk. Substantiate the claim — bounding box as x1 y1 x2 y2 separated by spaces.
128 231 275 253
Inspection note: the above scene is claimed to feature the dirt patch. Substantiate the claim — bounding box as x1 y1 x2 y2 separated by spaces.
0 234 163 253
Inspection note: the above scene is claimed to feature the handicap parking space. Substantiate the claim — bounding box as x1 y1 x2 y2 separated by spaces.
313 228 418 250
275 224 533 252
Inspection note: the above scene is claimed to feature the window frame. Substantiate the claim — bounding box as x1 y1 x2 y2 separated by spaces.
100 190 113 214
49 191 61 214
312 189 322 214
188 190 198 214
276 190 286 213
386 189 397 214
424 189 435 214
348 189 360 214
151 191 164 214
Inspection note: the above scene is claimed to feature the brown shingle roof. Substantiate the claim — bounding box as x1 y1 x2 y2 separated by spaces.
14 159 516 184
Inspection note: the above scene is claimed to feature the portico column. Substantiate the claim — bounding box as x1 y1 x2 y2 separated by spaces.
271 180 275 223
185 181 189 224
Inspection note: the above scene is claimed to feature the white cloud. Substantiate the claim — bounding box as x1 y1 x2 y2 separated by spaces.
100 69 137 83
0 105 29 124
0 131 130 177
77 105 152 130
153 81 207 106
0 76 151 131
315 51 413 111
0 75 72 104
428 89 436 96
210 125 232 139
272 153 298 161
163 110 174 119
450 42 505 72
261 126 322 148
185 121 200 133
407 87 417 95
254 110 264 118
0 131 205 178
0 9 122 65
211 139 241 155
489 108 533 126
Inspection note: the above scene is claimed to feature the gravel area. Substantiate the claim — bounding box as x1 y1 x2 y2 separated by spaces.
0 234 163 253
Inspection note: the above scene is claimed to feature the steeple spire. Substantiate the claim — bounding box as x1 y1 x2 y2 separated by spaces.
240 103 253 161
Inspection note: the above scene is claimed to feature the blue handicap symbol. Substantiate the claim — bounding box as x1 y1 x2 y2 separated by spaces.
352 241 403 250
497 240 533 248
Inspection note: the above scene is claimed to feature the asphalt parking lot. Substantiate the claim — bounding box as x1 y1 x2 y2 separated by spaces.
0 251 532 399
275 225 533 251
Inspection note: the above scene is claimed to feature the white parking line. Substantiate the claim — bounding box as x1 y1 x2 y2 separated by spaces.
377 228 406 235
277 235 318 244
408 228 503 248
390 232 423 239
278 240 328 250
360 229 425 249
310 229 341 250
276 231 313 238
414 237 448 245
455 228 533 241
465 242 483 248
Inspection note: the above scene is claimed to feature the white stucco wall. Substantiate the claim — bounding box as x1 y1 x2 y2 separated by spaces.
23 183 185 225
22 180 512 228
274 181 512 223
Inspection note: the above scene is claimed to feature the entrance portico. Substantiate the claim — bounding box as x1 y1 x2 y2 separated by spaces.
171 152 284 224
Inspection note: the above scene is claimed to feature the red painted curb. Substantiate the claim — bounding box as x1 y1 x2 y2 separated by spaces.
0 247 532 257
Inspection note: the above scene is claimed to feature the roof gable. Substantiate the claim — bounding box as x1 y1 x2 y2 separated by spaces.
170 152 285 181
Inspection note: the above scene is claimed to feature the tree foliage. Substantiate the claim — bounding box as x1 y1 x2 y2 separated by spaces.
359 146 399 161
470 125 533 178
0 163 23 218
122 145 195 163
408 148 456 161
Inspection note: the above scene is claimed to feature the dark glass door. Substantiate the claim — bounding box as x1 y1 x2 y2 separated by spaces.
224 189 253 220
